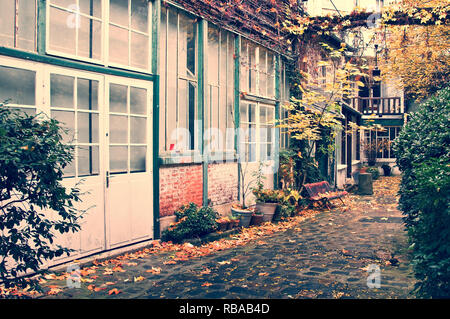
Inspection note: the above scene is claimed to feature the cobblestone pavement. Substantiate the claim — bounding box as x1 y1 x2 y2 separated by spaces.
46 176 415 299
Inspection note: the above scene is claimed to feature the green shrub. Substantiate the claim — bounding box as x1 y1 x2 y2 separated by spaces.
365 166 380 180
162 203 218 243
393 86 450 298
0 105 82 292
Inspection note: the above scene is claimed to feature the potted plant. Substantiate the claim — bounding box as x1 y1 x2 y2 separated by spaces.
216 217 230 231
228 215 240 229
250 212 264 226
253 188 280 222
381 164 392 176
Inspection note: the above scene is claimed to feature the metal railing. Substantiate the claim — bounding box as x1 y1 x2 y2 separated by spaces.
351 97 403 115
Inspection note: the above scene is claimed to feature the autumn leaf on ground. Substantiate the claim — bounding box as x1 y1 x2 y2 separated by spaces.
134 276 145 282
145 267 161 274
108 288 121 295
163 260 177 265
258 272 269 276
200 268 211 275
44 274 57 280
105 282 116 286
201 282 213 287
218 260 231 265
47 287 62 295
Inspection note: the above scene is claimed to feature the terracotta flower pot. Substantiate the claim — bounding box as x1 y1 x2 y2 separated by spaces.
250 214 264 226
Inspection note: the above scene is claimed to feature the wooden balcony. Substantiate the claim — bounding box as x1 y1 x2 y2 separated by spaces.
351 97 403 115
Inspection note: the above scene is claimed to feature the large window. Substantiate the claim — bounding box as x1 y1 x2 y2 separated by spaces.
47 0 151 70
365 126 401 159
48 0 102 61
0 65 36 115
240 38 275 99
0 0 36 51
108 82 149 174
159 7 198 152
109 0 150 69
280 61 290 149
240 102 275 162
205 25 235 152
49 73 101 177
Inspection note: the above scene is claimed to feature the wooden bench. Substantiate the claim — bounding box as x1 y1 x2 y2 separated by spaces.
304 181 348 209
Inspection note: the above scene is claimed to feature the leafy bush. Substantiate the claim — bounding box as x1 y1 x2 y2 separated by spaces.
162 203 219 243
0 105 82 292
393 86 450 298
364 166 380 180
252 188 281 203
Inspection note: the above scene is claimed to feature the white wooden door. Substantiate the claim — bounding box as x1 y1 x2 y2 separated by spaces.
105 78 153 248
46 68 107 260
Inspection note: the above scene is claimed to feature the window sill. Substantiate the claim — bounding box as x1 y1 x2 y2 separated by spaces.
337 164 347 171
159 150 238 165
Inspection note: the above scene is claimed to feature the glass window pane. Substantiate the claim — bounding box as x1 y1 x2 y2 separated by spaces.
130 87 147 114
109 115 128 143
260 107 267 124
49 6 76 55
208 26 219 85
240 104 248 123
179 13 196 78
78 78 99 111
52 110 75 144
77 112 99 144
110 0 129 27
110 146 128 173
51 74 74 109
17 0 36 51
0 66 35 105
78 145 99 176
109 25 129 65
109 83 127 113
130 146 146 172
0 1 14 46
130 116 146 144
79 0 102 18
63 161 76 178
130 31 148 69
78 17 102 60
131 0 148 32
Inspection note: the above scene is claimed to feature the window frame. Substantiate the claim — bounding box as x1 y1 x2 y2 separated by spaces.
239 101 275 163
240 37 276 100
159 6 199 154
46 0 152 73
0 0 37 52
205 23 235 153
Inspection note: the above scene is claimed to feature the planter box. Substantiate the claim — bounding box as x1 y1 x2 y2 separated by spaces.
231 207 253 227
255 202 278 222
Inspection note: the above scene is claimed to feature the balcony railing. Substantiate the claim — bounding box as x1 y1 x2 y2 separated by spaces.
351 97 403 115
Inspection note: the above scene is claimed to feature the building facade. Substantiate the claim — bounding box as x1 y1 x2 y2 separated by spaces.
0 0 405 267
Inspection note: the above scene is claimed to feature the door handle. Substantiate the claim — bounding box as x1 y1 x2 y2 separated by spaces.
106 171 109 188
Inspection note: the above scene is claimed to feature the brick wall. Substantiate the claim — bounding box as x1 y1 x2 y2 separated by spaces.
207 163 239 206
159 164 203 217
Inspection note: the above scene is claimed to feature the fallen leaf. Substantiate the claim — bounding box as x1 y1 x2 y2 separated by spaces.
108 288 121 295
201 282 213 287
218 260 231 265
134 276 145 282
258 272 269 276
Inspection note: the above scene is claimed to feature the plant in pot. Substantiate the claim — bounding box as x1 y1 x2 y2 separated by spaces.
381 164 392 176
216 216 231 231
253 187 280 223
231 161 260 227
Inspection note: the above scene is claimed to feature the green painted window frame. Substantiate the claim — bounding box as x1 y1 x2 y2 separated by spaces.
159 5 199 155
